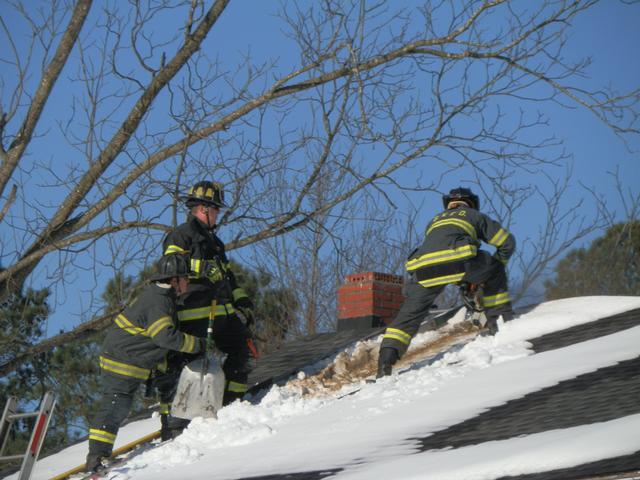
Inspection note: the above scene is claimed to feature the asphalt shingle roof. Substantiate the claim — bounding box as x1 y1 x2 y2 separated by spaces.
247 307 462 394
243 306 640 480
247 327 384 393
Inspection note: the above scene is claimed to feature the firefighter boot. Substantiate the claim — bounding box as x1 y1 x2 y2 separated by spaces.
160 413 190 441
85 453 107 473
377 347 399 378
223 390 244 406
485 317 499 336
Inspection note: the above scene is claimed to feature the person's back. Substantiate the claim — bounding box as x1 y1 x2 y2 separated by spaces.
407 202 515 288
100 282 197 375
377 187 516 378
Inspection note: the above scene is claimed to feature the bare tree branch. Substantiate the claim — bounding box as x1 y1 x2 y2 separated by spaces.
0 0 92 198
2 0 638 372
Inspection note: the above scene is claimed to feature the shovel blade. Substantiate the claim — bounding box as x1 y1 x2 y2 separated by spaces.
171 354 225 420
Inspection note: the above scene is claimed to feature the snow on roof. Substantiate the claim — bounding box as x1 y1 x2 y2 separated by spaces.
6 296 640 480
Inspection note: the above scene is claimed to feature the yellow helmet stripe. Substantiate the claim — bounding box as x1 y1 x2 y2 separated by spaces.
191 258 201 275
164 245 187 255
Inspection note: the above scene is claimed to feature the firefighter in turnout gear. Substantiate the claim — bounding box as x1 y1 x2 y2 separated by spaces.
158 180 256 438
377 187 516 378
86 254 203 473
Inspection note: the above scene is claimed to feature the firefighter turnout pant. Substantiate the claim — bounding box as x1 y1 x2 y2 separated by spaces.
88 371 143 458
156 289 253 410
380 251 513 358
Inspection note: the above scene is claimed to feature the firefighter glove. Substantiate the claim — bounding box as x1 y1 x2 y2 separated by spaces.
197 337 209 354
493 252 509 265
203 260 224 283
234 297 255 326
377 347 399 378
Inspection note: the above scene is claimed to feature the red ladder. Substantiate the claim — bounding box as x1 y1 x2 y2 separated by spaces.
0 391 57 480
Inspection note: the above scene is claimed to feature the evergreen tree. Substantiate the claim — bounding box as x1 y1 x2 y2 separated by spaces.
545 222 640 299
229 261 299 354
0 267 147 472
0 282 51 470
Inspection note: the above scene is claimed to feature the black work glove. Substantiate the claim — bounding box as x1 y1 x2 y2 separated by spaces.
196 337 209 355
203 260 224 283
377 347 399 378
143 376 155 400
234 297 255 327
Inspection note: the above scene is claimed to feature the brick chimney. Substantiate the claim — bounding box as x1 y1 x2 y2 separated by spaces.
336 272 405 331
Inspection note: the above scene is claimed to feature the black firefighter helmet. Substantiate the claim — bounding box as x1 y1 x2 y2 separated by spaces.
442 187 480 210
150 254 190 282
182 180 226 209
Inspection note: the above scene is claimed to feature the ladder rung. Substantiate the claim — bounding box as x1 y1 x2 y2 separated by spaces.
7 412 37 420
0 454 25 461
0 391 57 480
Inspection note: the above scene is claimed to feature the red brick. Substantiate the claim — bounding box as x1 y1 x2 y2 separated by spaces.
344 271 403 284
337 271 405 321
337 284 375 294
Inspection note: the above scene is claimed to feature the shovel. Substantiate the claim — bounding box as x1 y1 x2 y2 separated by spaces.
171 300 226 420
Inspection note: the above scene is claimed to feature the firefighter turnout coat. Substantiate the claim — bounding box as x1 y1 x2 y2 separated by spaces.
162 215 254 399
100 283 202 379
162 216 253 334
406 205 515 288
380 205 515 356
89 283 201 457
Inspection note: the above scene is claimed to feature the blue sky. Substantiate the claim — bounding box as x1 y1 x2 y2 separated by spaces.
1 1 638 334
211 0 640 237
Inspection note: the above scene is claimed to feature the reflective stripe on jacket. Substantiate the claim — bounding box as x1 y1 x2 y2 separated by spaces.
100 284 201 378
162 216 251 305
407 206 515 286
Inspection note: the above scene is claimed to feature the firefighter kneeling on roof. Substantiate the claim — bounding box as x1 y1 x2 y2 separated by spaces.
377 187 516 378
86 254 204 474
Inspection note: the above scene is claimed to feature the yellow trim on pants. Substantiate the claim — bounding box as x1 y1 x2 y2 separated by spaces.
417 272 465 288
227 381 248 393
382 327 412 346
484 292 511 308
89 428 116 445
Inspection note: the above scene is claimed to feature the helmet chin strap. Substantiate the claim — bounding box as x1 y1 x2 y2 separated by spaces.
202 205 215 230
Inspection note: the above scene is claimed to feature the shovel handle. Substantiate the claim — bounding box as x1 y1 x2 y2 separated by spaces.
207 299 217 351
198 299 217 381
